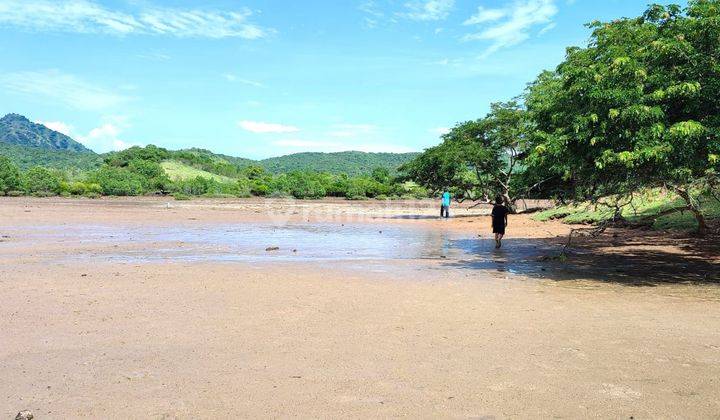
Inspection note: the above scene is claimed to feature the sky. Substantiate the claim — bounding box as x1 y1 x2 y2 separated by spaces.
0 0 686 159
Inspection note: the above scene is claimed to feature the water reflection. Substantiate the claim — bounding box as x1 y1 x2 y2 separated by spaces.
2 222 563 277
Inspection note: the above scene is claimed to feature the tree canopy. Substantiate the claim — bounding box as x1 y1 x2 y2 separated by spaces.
407 0 720 232
403 101 529 211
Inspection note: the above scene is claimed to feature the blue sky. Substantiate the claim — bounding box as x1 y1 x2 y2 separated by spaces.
0 0 685 158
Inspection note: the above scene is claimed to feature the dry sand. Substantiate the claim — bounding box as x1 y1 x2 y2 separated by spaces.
1 197 719 418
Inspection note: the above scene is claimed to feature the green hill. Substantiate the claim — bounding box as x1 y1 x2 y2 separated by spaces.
259 151 419 176
170 149 418 177
0 113 100 171
0 113 92 153
0 114 418 178
0 142 102 171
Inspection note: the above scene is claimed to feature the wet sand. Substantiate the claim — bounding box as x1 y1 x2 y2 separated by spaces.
1 197 719 418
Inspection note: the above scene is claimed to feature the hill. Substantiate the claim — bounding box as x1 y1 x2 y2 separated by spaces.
170 149 418 177
0 142 102 171
0 113 92 153
0 114 418 177
259 151 419 176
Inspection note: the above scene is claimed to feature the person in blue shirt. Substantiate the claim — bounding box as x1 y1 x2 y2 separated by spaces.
440 191 451 218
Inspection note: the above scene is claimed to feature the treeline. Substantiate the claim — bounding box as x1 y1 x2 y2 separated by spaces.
0 145 428 200
405 1 719 234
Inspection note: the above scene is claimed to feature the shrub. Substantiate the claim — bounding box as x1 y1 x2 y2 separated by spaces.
172 176 239 196
65 181 90 195
250 180 270 196
288 173 326 199
0 156 22 194
92 167 144 196
236 178 252 198
24 166 61 196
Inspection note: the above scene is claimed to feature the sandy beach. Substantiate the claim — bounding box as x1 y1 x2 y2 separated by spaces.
1 197 719 418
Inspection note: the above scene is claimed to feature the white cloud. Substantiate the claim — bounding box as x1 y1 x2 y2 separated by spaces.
223 74 264 87
462 0 558 56
77 121 138 152
273 139 415 153
238 120 300 134
538 22 556 35
36 120 73 136
463 7 507 25
0 0 271 39
34 116 136 152
137 52 171 61
0 70 128 110
401 0 454 21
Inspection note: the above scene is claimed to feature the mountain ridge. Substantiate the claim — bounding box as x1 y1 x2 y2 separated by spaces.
0 113 419 175
0 113 93 153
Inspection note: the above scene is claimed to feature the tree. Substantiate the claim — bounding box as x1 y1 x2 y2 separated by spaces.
0 155 21 194
92 167 144 196
128 159 171 192
403 101 529 211
371 167 390 184
524 1 720 234
104 145 170 167
23 166 61 196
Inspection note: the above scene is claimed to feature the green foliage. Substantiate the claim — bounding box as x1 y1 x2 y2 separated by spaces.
0 155 22 194
525 0 720 203
91 167 144 196
371 167 391 183
23 166 61 196
260 151 418 176
0 143 102 172
104 145 171 167
286 172 327 199
0 113 91 153
404 101 528 209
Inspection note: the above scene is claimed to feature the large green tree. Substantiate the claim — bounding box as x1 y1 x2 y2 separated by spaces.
525 0 720 234
404 101 529 211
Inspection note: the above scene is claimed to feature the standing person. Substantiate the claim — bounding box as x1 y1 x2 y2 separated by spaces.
440 190 451 218
491 196 509 248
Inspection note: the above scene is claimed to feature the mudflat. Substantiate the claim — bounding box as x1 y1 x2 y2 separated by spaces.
1 197 719 418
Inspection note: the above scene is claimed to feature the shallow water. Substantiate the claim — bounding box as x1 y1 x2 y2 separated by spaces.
1 221 559 275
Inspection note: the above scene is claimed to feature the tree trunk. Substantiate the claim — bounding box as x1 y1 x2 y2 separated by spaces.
675 187 708 236
501 191 515 213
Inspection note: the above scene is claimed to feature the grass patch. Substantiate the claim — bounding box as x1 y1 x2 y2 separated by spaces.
172 192 191 201
534 189 720 230
161 160 235 183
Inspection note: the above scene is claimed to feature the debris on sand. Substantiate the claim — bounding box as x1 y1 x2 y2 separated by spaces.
15 411 34 420
265 246 280 252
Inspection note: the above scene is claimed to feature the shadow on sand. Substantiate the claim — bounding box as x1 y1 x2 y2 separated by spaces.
442 230 720 286
379 214 482 220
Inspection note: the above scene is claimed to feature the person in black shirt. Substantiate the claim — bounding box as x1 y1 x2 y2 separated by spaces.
491 196 509 249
